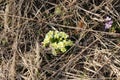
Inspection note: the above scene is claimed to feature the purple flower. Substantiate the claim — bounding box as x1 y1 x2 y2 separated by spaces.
105 16 113 29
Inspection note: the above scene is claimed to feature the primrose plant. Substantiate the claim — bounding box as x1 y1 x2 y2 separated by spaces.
42 30 73 56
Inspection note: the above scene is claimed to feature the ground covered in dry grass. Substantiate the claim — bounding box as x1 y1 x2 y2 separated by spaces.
0 0 120 80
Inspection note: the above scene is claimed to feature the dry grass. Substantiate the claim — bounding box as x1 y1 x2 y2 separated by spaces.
0 0 120 80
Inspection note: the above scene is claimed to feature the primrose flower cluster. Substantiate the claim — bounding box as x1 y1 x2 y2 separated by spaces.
105 16 113 29
42 31 73 56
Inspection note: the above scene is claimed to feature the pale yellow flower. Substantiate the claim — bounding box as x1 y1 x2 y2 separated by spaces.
42 30 73 56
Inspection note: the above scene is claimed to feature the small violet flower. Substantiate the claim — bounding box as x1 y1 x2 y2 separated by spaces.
105 16 113 29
